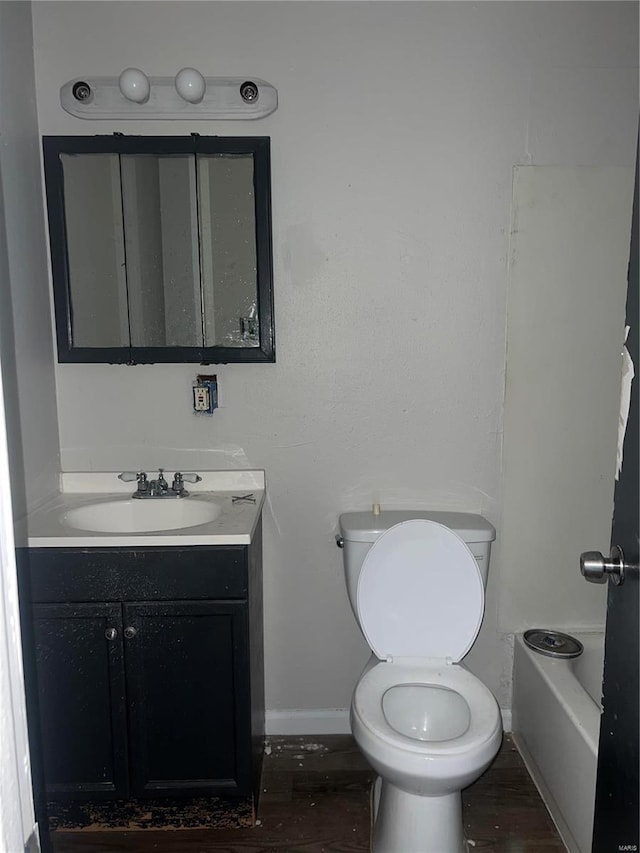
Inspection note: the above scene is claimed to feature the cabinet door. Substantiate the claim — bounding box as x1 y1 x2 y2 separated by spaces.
123 601 250 797
32 603 128 799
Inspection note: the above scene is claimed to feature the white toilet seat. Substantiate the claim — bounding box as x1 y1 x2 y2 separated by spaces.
352 659 501 756
357 520 484 662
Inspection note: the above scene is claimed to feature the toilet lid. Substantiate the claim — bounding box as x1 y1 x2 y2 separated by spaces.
357 519 484 662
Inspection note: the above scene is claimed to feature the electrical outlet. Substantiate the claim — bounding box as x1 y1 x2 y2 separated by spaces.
193 385 210 412
193 375 218 416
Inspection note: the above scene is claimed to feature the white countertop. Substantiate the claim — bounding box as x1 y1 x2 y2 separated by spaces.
16 470 265 548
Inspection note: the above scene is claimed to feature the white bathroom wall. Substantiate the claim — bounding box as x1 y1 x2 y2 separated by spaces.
0 3 55 848
0 2 59 518
499 166 634 632
31 1 638 718
0 353 38 853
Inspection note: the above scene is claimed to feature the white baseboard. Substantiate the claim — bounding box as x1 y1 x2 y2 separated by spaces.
265 707 512 736
501 708 512 732
266 709 350 735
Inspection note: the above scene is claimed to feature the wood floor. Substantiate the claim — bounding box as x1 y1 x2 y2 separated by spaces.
51 734 565 853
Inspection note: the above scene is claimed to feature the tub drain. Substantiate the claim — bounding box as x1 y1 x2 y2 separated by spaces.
523 629 584 659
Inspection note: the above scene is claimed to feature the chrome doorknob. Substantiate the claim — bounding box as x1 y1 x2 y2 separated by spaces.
580 545 638 586
124 626 138 639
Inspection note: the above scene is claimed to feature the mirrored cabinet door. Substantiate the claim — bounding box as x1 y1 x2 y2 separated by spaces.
44 136 274 364
61 153 130 349
121 153 202 349
198 153 259 349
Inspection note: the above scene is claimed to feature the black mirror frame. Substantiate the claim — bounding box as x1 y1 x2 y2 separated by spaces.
43 135 275 364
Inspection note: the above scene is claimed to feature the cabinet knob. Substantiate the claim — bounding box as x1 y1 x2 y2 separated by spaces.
104 627 118 641
124 626 138 639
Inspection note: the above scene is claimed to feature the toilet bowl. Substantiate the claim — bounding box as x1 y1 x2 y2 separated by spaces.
338 513 502 853
352 659 502 852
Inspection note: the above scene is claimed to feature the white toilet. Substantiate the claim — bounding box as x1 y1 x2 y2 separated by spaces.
338 509 502 853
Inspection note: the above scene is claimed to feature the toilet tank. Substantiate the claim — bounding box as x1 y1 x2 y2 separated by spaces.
338 509 496 621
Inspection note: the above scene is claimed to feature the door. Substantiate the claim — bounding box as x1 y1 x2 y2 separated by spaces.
590 157 639 851
123 600 251 797
32 602 128 799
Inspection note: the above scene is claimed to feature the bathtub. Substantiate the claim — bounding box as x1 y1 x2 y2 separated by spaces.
512 631 604 853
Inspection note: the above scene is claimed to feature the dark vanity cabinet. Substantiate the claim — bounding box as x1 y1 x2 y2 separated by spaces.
17 533 264 805
32 601 129 798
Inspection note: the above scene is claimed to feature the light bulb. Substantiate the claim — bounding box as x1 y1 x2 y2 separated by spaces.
118 68 150 104
175 67 206 104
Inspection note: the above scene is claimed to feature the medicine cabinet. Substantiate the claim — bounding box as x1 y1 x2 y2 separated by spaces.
43 135 274 363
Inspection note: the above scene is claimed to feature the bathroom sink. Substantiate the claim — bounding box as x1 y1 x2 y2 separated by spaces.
62 498 222 534
17 470 266 547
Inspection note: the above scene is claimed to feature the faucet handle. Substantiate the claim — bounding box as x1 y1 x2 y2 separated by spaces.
180 473 202 484
119 471 149 495
118 471 145 483
170 472 201 495
170 472 201 493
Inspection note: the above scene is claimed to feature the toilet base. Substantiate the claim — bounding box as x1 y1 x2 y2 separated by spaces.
371 776 467 853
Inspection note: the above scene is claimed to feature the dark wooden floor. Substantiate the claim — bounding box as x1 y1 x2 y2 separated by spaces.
51 734 565 852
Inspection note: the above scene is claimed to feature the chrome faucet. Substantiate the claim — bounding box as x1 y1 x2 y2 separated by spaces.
118 469 202 499
149 468 169 496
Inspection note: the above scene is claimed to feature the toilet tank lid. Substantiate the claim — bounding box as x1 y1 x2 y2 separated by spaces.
339 510 496 544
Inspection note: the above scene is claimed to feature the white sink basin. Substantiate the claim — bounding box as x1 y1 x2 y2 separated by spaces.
62 498 222 534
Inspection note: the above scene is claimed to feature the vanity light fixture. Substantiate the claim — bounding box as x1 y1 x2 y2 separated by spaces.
118 67 150 104
61 69 277 120
174 67 206 104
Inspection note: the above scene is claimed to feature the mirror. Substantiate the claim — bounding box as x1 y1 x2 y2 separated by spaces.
43 136 274 363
